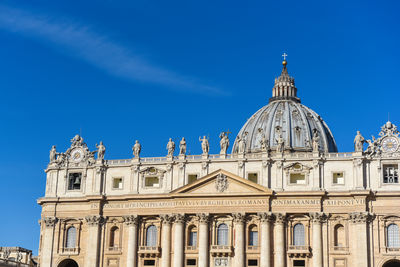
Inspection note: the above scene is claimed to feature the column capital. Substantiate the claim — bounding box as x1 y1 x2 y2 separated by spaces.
273 213 286 224
173 214 186 224
309 212 327 223
123 215 139 226
160 214 174 225
257 212 274 223
196 213 210 224
349 212 374 224
232 213 246 223
85 215 105 226
43 216 57 228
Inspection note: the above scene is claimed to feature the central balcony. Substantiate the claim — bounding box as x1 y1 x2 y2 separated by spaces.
210 245 233 257
138 246 161 257
287 245 311 258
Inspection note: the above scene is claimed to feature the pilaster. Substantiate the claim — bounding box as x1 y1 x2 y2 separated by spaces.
123 215 139 267
84 215 104 267
197 213 210 267
273 213 286 267
258 213 274 267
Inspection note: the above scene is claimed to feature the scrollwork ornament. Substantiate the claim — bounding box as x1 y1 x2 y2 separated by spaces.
123 215 139 226
349 212 374 224
173 213 186 224
85 215 105 226
258 212 274 223
196 213 210 224
309 212 327 223
160 214 174 224
43 216 58 228
274 213 286 224
232 213 246 223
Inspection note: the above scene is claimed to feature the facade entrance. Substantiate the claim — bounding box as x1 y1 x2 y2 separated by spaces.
383 260 400 267
58 259 79 267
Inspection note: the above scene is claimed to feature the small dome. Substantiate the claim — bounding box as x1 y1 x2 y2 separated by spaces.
232 60 337 153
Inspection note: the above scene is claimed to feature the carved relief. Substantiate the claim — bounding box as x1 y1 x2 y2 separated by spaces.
215 173 229 192
232 213 246 223
160 214 174 224
258 212 275 223
173 214 186 224
309 212 327 223
196 213 210 224
43 217 57 228
349 212 374 224
274 213 287 224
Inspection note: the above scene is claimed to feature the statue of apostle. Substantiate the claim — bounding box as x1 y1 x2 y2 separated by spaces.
179 137 187 155
312 129 320 152
219 132 230 155
49 145 57 163
166 138 175 157
354 131 365 152
96 141 106 160
199 136 209 155
132 140 141 158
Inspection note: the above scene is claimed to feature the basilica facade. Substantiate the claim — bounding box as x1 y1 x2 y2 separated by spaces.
38 60 400 267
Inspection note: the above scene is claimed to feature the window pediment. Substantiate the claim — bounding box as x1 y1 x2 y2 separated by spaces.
283 162 312 174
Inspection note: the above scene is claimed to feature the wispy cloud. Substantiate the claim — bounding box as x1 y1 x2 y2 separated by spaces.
0 5 227 95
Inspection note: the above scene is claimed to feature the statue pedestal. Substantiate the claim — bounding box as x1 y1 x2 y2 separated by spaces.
202 154 209 160
220 153 226 159
178 154 186 160
352 152 363 157
261 151 269 159
238 153 245 159
131 158 140 164
166 155 173 161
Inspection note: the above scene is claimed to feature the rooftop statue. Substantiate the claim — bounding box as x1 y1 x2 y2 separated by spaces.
312 129 320 152
258 128 269 152
237 132 248 154
354 131 365 152
199 136 209 155
133 140 141 158
179 137 186 155
49 145 57 163
96 141 106 160
219 131 230 155
71 134 84 147
166 138 175 157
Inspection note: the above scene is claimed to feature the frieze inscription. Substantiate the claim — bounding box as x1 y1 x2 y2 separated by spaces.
100 199 268 209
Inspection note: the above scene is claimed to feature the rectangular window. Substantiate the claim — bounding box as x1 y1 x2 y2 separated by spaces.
186 259 196 266
68 173 82 190
145 176 160 187
332 172 344 185
248 259 258 266
383 164 399 183
290 173 306 184
112 177 123 189
144 260 155 266
293 260 305 267
188 174 198 184
248 173 258 184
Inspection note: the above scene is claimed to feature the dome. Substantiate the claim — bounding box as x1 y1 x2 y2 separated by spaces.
232 60 337 153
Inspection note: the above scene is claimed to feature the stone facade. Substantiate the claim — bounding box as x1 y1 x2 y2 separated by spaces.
38 61 400 267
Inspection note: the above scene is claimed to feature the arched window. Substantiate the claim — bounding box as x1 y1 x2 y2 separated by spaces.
188 226 198 247
217 223 229 246
248 225 258 246
109 226 120 248
387 223 400 248
65 226 76 248
146 225 157 247
293 223 305 246
334 224 345 247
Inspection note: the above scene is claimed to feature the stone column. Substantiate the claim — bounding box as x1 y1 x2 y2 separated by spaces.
258 213 274 267
274 213 286 267
161 215 173 267
84 215 104 267
233 213 246 267
310 212 326 267
40 217 57 267
197 213 210 267
350 212 372 267
123 215 139 267
173 214 185 267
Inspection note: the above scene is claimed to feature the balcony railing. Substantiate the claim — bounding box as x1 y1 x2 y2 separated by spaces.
108 246 120 251
386 247 400 253
186 245 197 251
61 247 79 255
333 246 348 251
138 246 161 257
210 245 233 257
247 245 259 251
287 245 310 258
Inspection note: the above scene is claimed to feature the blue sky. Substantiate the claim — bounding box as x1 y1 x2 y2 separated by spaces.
0 0 399 254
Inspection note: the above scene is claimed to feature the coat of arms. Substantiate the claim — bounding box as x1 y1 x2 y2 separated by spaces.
215 173 229 192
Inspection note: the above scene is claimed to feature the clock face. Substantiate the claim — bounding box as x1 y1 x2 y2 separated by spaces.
70 148 84 162
382 137 399 153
